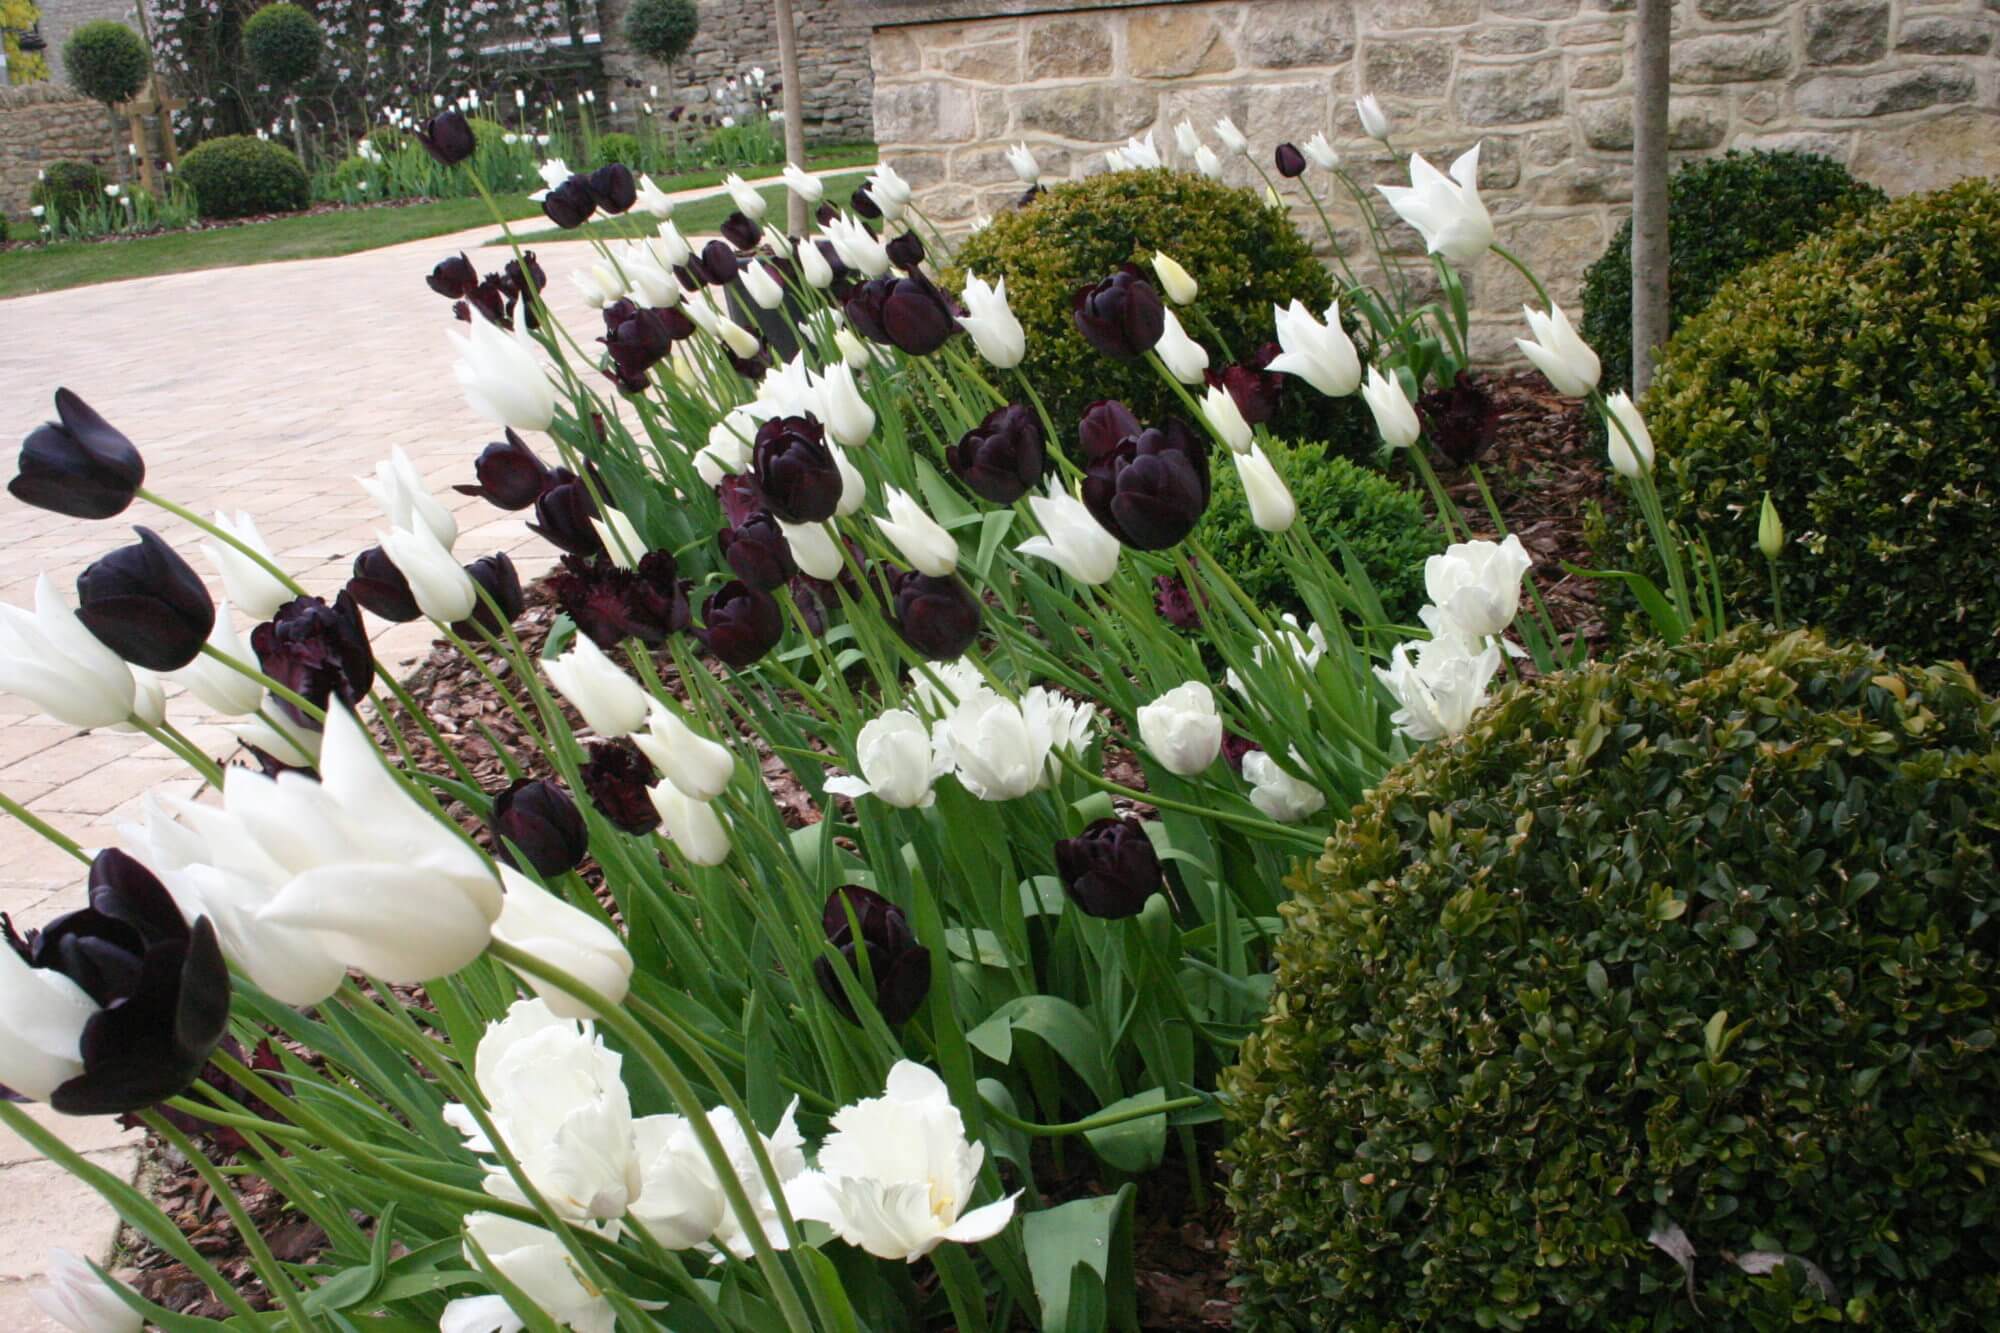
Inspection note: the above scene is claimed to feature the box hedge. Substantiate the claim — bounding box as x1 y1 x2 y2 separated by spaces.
62 19 148 106
30 159 107 220
178 135 309 219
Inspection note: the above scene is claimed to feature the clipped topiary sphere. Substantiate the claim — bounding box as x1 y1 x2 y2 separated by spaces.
30 159 108 219
592 131 642 170
1580 150 1882 394
625 0 700 66
1603 177 2000 687
63 19 149 107
177 135 309 219
242 2 323 87
1225 625 2000 1329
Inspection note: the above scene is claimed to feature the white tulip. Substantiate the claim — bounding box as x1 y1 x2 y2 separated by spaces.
627 1113 727 1249
798 238 834 289
1374 627 1502 742
360 448 457 551
1243 749 1327 822
0 574 138 729
723 171 766 220
869 162 913 216
957 273 1026 369
452 316 557 433
1214 116 1248 156
1006 142 1040 183
1016 480 1122 586
590 507 647 571
932 686 1094 802
31 1250 140 1333
1516 303 1601 398
690 1098 810 1261
782 162 825 203
778 518 845 580
1425 534 1533 640
1268 299 1361 398
381 521 477 623
169 606 264 717
1193 144 1224 180
0 941 94 1102
1302 132 1339 170
825 709 945 808
1173 120 1203 158
634 172 675 218
815 361 876 447
1201 383 1254 454
227 701 322 771
1234 444 1297 533
1120 131 1162 170
1137 681 1222 776
1151 252 1197 306
1155 307 1210 385
835 326 878 367
874 485 958 577
619 248 681 308
741 260 786 310
1361 365 1422 449
823 213 890 277
648 783 732 866
633 701 735 802
114 669 166 734
201 510 292 618
533 157 570 193
571 260 623 310
716 317 762 360
654 218 692 267
830 445 866 518
1356 93 1392 142
1225 614 1330 700
1603 391 1655 479
545 636 651 738
492 868 634 1018
443 1214 614 1333
1379 143 1494 264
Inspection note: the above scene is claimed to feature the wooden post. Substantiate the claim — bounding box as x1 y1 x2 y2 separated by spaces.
1630 0 1671 396
773 0 806 235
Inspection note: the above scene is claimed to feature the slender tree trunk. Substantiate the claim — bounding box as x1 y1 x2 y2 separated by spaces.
1630 0 1671 396
773 0 806 234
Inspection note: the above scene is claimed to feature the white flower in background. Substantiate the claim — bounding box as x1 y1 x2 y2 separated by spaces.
201 510 292 620
1361 365 1422 449
1516 303 1600 398
30 1249 140 1333
590 508 647 572
1154 307 1210 385
654 218 693 268
619 248 680 308
1151 251 1197 306
830 445 866 518
1374 630 1502 742
1243 749 1327 822
452 317 557 433
1356 93 1392 142
876 487 959 577
648 784 732 866
113 669 165 734
0 574 138 729
703 1098 810 1261
764 228 796 260
530 156 570 197
723 172 766 220
1016 480 1122 586
1006 142 1040 183
815 361 876 447
1234 444 1296 533
1193 144 1223 180
681 287 723 338
633 173 675 218
381 520 478 622
1214 116 1248 156
1173 120 1203 158
1225 614 1329 698
170 605 264 717
741 260 786 310
782 162 825 203
835 326 876 366
823 213 891 278
492 869 634 1019
969 213 993 233
791 1061 1017 1262
1379 144 1494 264
1302 132 1339 170
1106 146 1131 172
869 163 913 219
443 1213 614 1333
1119 131 1162 170
825 709 946 808
360 447 458 551
633 701 735 802
909 659 986 716
957 274 1026 369
1424 534 1533 644
778 518 844 580
1137 681 1223 776
1603 391 1655 479
0 937 94 1101
799 239 835 289
1268 299 1361 398
545 635 650 738
1201 383 1254 454
933 686 1094 802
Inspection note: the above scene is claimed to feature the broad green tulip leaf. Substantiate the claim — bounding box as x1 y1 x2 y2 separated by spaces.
966 996 1115 1103
947 927 1019 968
972 510 1016 581
1023 1185 1137 1333
1021 875 1066 918
540 612 577 660
302 1202 398 1313
1083 1087 1169 1172
1567 564 1687 643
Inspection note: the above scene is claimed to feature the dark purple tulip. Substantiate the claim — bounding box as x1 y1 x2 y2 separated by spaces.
1077 398 1143 463
2 849 229 1115
751 415 842 524
1418 371 1502 468
725 344 771 383
427 252 479 299
949 405 1045 506
550 550 687 650
815 201 839 228
1222 732 1259 774
583 163 637 214
600 299 676 389
413 109 477 166
717 512 796 590
715 473 767 526
10 388 145 520
1274 142 1307 178
850 185 881 220
1018 184 1045 209
253 592 374 726
531 472 606 557
1081 419 1211 551
844 275 956 357
579 739 660 835
462 275 510 327
812 886 931 1026
456 552 524 637
74 527 215 672
542 177 598 229
454 429 550 510
701 579 784 668
1054 816 1163 919
346 545 422 623
1154 572 1206 630
491 777 589 876
1206 346 1285 427
1072 267 1165 361
885 230 924 271
699 238 741 285
501 251 547 302
890 569 981 661
720 211 762 251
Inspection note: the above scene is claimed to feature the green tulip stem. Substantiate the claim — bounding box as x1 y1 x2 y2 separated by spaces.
1405 445 1466 545
1053 749 1322 851
438 623 555 754
199 642 326 724
0 789 90 862
1187 304 1239 367
1767 557 1785 631
135 718 225 787
373 666 485 793
136 488 310 601
1490 243 1554 313
1330 167 1413 317
940 344 1011 411
1292 175 1366 295
1010 369 1082 483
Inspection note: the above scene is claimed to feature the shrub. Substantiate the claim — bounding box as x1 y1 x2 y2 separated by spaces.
1224 625 2000 1329
241 2 323 87
178 135 309 219
328 154 377 198
466 116 510 152
1603 178 2000 687
592 131 643 170
625 0 699 65
63 20 149 106
949 170 1372 460
1580 150 1883 393
1199 439 1437 625
30 159 107 220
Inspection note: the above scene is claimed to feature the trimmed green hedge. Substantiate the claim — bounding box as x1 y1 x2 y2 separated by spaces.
624 0 700 65
30 159 107 220
63 20 148 106
242 2 323 86
592 132 643 170
178 135 309 219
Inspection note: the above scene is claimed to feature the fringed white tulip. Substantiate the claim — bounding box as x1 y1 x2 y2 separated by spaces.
1516 303 1601 398
0 574 138 729
1302 132 1339 170
1424 534 1533 640
1362 365 1422 449
1243 749 1327 822
1119 131 1162 170
442 1215 615 1333
1016 480 1122 586
201 510 292 619
1268 299 1361 397
1173 120 1203 158
1194 144 1223 179
1378 144 1494 264
876 486 959 577
931 686 1094 802
1374 631 1502 742
825 709 946 808
1137 681 1223 776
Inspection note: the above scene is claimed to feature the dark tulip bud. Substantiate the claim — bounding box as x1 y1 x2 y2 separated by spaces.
751 415 842 524
1222 732 1259 775
787 575 828 637
464 275 510 327
584 162 637 214
890 569 981 661
455 429 550 510
701 580 784 668
1081 419 1211 551
673 261 704 291
1077 398 1143 463
1153 572 1206 630
426 252 479 299
579 739 660 835
726 344 771 383
542 176 598 229
1017 183 1045 209
10 388 146 519
667 105 684 122
717 511 796 590
501 251 547 300
885 229 924 271
844 275 956 356
850 184 880 219
949 404 1045 505
456 552 524 637
530 473 606 557
75 527 216 672
600 300 676 385
453 300 472 323
1054 816 1163 919
812 886 931 1026
491 777 589 876
720 210 762 252
1418 370 1502 468
413 108 477 166
1206 350 1284 428
252 592 374 726
550 550 686 650
699 238 740 285
346 545 422 623
815 200 839 227
715 473 767 525
1072 266 1166 362
1274 142 1307 178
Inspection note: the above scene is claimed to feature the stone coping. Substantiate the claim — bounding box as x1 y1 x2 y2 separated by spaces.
853 0 1204 30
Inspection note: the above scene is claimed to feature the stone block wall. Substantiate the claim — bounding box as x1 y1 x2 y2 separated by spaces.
35 0 139 88
599 0 875 144
861 0 2000 358
0 81 122 219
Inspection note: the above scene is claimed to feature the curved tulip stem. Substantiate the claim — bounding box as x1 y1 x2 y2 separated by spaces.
0 790 89 862
199 642 326 724
136 488 308 601
1053 749 1322 851
1490 243 1554 312
983 1090 1207 1138
135 718 226 788
1292 174 1366 296
1010 368 1083 483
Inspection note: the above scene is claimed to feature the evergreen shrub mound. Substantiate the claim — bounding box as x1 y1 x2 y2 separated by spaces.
31 160 107 219
592 132 643 170
178 135 309 219
63 20 149 106
241 2 323 86
1224 625 2000 1330
624 0 699 65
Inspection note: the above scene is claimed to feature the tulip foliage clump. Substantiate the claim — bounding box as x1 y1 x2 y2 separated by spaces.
2 107 1733 1331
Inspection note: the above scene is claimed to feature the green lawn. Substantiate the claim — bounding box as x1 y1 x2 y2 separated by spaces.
492 171 871 247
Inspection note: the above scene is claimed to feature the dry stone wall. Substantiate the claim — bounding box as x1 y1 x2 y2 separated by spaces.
0 82 122 220
861 0 2000 358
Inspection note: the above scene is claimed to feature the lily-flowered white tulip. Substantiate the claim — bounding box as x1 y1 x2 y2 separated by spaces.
1137 681 1223 776
1243 749 1327 822
653 218 692 268
633 172 674 218
1173 120 1203 158
1119 131 1162 170
696 416 754 487
361 448 457 551
1302 132 1339 170
931 686 1094 802
779 518 845 580
1016 480 1122 586
571 260 623 310
0 574 137 729
957 274 1026 369
620 250 681 308
782 162 825 203
823 213 891 277
741 260 786 310
31 1250 140 1333
835 326 878 367
545 635 650 738
633 701 734 802
1379 143 1494 264
825 709 945 808
877 486 959 577
170 605 264 717
1374 630 1502 742
1425 534 1533 640
791 1061 1018 1262
591 507 647 571
815 361 876 447
1361 365 1422 448
201 510 291 619
452 316 557 433
798 238 835 289
1516 303 1600 397
1006 142 1039 183
1152 251 1197 306
1193 144 1224 180
1234 444 1296 533
228 700 322 770
110 669 165 735
1214 116 1248 156
869 163 913 218
1201 383 1254 454
716 317 762 360
1603 391 1655 479
530 157 569 195
1155 307 1210 385
648 783 732 866
443 1213 614 1333
720 171 766 220
1268 299 1361 397
1356 93 1392 142
382 521 477 623
492 869 635 1018
0 939 94 1101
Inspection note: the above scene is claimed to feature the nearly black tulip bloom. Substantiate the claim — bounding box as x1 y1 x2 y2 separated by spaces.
579 739 661 835
1072 267 1166 362
812 886 931 1026
814 200 839 228
2 850 229 1115
456 552 524 638
698 238 740 285
427 252 480 299
550 550 688 650
1153 572 1207 630
1206 345 1285 426
1081 419 1211 551
253 592 374 726
1274 142 1308 178
461 274 510 327
717 511 797 590
1418 371 1502 467
346 545 422 623
600 300 677 392
542 177 598 230
751 415 842 524
531 472 606 557
74 527 215 672
885 230 925 271
1077 398 1143 463
491 777 589 877
1054 816 1163 919
11 389 146 520
715 473 767 526
584 163 638 214
890 569 981 661
949 404 1045 506
413 108 477 166
501 251 547 302
454 429 550 510
850 185 881 220
845 275 956 356
701 579 784 668
720 211 763 252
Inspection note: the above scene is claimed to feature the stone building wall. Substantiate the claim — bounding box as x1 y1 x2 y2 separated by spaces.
599 0 875 144
0 81 123 218
861 0 2000 358
34 0 139 88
